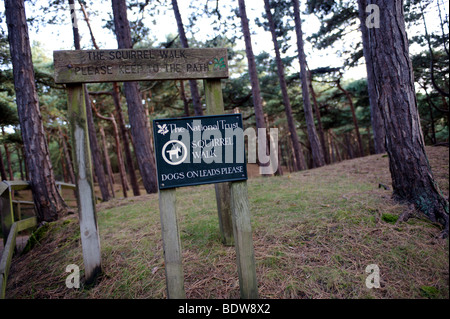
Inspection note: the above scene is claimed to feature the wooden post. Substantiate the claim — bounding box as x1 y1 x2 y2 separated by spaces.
215 183 234 246
0 182 13 246
158 188 185 299
0 222 17 298
230 181 258 299
204 79 234 246
66 83 102 285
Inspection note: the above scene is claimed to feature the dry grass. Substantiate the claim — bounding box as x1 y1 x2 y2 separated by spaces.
5 146 449 299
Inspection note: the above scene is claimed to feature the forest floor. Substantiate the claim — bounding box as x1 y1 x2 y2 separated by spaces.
4 146 449 299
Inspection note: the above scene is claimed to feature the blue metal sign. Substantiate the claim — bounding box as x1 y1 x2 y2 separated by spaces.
153 114 248 189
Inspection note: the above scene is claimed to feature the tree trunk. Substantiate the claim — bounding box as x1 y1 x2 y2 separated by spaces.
99 124 115 197
179 80 190 117
59 126 76 184
111 114 128 198
79 0 140 196
292 0 325 168
238 0 276 175
84 89 111 201
237 0 266 132
171 0 203 116
264 0 307 171
308 72 330 164
92 102 129 198
112 82 140 196
5 0 68 221
0 146 7 181
67 0 111 201
359 0 449 237
336 79 365 157
357 0 386 154
111 0 158 194
1 128 13 180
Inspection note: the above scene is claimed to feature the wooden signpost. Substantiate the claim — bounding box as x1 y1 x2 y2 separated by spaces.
54 47 258 298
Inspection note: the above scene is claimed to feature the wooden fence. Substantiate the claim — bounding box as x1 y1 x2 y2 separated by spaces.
0 180 76 299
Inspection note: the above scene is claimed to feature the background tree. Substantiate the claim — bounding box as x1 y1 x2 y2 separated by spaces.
237 0 273 173
306 0 385 154
68 0 111 201
4 0 68 221
357 0 385 154
111 0 158 194
359 0 448 237
292 0 325 167
171 0 203 116
263 0 307 170
78 0 141 196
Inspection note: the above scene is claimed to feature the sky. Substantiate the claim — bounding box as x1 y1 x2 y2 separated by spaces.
1 0 448 81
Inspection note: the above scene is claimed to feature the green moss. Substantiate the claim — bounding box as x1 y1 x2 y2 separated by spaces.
381 213 399 224
420 286 440 299
21 222 50 254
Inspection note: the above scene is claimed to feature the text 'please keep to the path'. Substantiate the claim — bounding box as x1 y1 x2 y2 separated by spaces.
53 48 228 83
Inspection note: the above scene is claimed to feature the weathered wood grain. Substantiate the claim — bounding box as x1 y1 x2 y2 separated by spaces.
0 183 14 246
158 188 186 299
66 84 102 285
0 222 17 299
204 78 234 246
54 48 228 83
0 217 37 299
230 180 258 299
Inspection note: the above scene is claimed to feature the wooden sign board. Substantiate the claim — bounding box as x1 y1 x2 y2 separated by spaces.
54 46 257 299
153 114 247 189
53 48 228 84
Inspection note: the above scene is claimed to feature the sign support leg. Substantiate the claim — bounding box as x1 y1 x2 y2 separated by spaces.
230 180 258 299
0 184 13 246
66 83 102 285
158 188 186 298
204 79 234 246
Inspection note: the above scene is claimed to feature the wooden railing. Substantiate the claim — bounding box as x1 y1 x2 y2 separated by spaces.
0 180 76 299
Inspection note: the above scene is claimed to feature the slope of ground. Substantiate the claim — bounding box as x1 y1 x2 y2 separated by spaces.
5 146 449 299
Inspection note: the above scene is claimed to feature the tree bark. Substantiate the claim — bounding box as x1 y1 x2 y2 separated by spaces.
308 72 330 164
0 146 8 181
237 0 266 132
292 0 325 168
238 0 277 175
84 89 111 201
359 0 449 237
179 80 190 117
59 126 76 184
5 0 68 221
171 0 203 116
264 0 307 171
1 128 13 180
357 0 386 154
111 114 128 198
111 0 158 194
99 124 115 197
92 102 128 198
112 83 140 196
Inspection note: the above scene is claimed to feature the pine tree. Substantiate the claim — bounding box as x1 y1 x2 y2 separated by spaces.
4 0 68 221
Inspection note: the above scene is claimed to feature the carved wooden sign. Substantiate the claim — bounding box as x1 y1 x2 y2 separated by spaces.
53 48 228 83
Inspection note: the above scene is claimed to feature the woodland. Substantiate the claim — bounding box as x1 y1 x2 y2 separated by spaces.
0 0 448 186
1 0 449 226
0 0 449 300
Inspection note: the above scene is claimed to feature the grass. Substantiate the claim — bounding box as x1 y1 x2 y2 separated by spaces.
5 146 449 299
